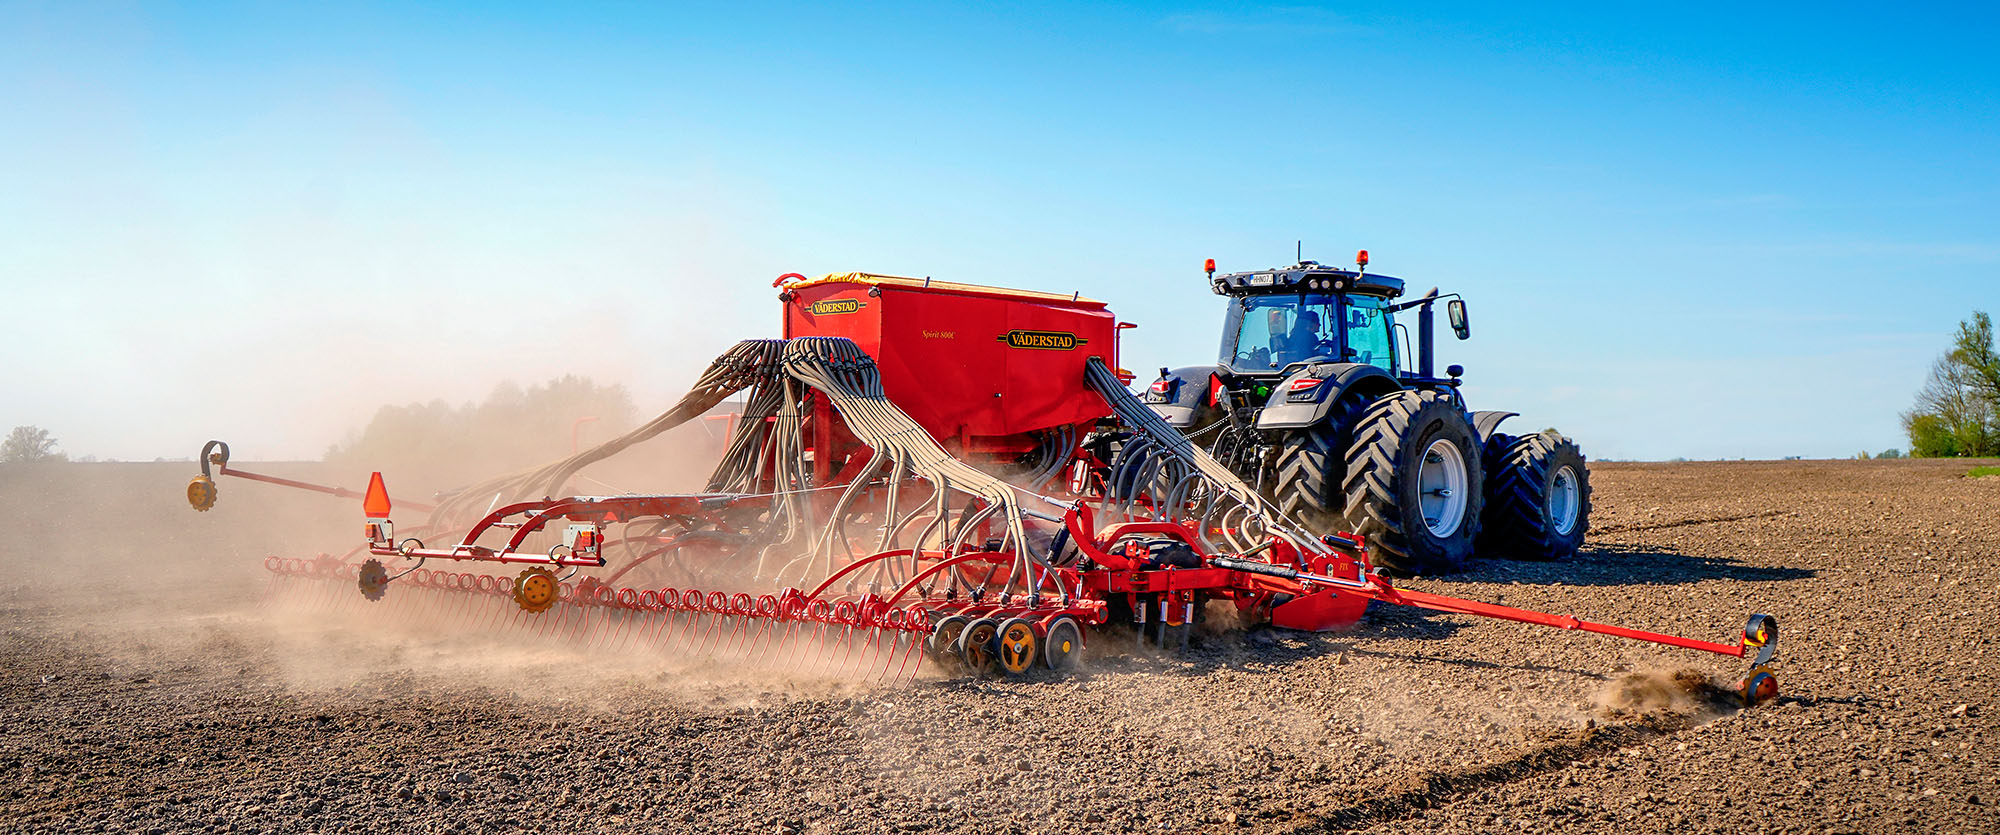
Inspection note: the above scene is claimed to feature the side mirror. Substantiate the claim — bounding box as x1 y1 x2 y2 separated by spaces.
1447 299 1470 340
1446 364 1464 378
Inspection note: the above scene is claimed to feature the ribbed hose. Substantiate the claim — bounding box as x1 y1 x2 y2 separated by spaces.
1084 357 1315 555
779 337 1067 599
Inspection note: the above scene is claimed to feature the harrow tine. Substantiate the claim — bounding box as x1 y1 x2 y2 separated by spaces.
311 572 342 611
638 606 675 654
644 606 684 655
750 618 793 669
695 613 727 660
874 631 915 684
252 559 953 686
451 580 482 629
868 629 903 682
621 606 649 652
834 626 868 677
895 634 926 685
669 609 703 658
812 626 849 679
600 608 633 653
629 606 665 654
740 615 783 664
480 589 511 632
534 600 565 639
724 614 755 660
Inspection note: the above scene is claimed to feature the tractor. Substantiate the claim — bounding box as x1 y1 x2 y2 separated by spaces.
1135 251 1589 575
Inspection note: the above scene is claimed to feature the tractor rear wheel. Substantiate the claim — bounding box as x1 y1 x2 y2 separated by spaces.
1340 390 1484 575
1478 431 1591 560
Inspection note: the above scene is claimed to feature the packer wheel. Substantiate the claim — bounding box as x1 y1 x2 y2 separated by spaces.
995 618 1039 676
956 618 1000 676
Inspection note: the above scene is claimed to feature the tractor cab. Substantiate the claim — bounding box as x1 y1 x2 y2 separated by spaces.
1209 259 1406 378
1221 286 1401 375
1143 253 1473 435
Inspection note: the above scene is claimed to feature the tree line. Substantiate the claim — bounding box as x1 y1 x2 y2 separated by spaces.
1905 311 2000 457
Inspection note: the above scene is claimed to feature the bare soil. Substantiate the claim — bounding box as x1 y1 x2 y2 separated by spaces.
2 459 1995 834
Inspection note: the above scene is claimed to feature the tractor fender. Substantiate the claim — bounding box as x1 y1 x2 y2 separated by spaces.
1469 410 1518 444
1142 364 1224 428
1255 363 1403 430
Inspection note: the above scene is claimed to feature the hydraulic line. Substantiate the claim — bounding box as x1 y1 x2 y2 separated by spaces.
779 337 1071 599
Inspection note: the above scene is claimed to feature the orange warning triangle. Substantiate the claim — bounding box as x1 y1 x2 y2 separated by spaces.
361 471 392 518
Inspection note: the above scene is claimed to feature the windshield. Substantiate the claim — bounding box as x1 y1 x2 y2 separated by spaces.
1227 293 1397 372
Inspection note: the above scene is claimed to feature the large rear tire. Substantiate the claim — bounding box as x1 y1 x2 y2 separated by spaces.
1478 431 1591 560
1340 390 1484 575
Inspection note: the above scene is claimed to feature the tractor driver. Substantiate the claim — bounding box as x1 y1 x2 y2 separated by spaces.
1271 308 1324 366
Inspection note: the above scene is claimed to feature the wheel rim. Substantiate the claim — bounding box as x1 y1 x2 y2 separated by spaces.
1549 465 1580 536
1417 438 1468 538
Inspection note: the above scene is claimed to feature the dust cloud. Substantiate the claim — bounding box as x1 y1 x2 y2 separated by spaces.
0 372 846 710
1593 667 1737 718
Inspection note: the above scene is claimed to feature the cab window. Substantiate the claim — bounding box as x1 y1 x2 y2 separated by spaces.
1343 295 1395 369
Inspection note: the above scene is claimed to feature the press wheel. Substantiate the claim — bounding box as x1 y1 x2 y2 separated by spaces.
928 614 971 662
995 618 1039 676
956 617 1000 676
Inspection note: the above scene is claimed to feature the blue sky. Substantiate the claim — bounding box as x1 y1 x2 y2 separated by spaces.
2 2 1995 461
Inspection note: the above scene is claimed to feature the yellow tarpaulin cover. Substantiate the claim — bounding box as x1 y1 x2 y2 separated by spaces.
784 272 1105 307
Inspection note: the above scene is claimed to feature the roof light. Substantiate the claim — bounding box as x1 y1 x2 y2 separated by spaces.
362 472 392 519
1204 258 1216 277
1356 250 1369 268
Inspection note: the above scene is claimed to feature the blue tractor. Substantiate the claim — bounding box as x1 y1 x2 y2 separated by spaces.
1133 252 1590 575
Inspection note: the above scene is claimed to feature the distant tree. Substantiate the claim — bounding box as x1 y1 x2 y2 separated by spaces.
0 426 66 463
1854 450 1871 460
1904 311 2000 457
325 376 637 490
1877 448 1904 459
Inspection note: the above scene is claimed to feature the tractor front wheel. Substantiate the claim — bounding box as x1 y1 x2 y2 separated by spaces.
1478 431 1591 560
1269 396 1366 529
1271 425 1340 528
1340 390 1484 575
